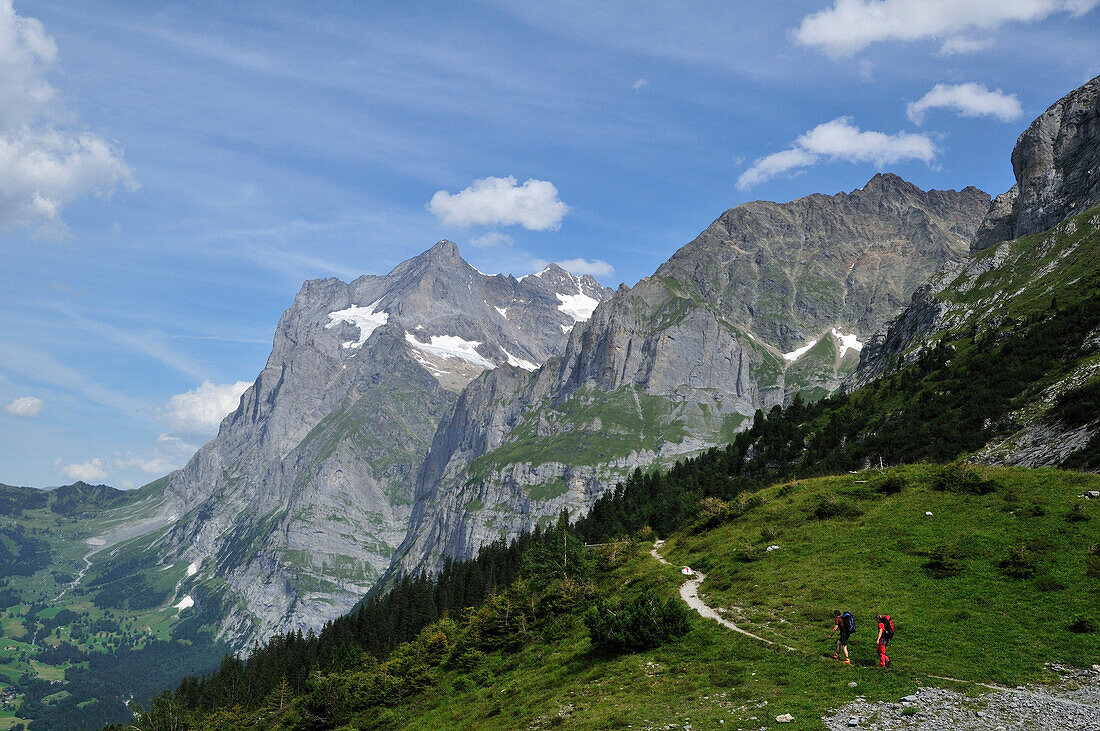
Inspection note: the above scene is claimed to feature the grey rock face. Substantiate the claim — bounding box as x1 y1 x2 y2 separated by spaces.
972 74 1100 253
388 176 989 578
152 241 610 648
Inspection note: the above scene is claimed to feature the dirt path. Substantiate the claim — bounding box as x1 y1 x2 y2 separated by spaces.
651 539 797 651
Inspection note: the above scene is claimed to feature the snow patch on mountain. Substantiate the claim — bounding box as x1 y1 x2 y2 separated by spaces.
174 595 194 611
494 306 508 319
831 328 864 358
501 347 538 371
556 292 599 322
405 332 496 369
186 561 199 577
326 301 389 349
783 339 819 362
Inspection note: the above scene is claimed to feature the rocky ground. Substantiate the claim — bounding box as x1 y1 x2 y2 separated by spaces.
823 664 1100 730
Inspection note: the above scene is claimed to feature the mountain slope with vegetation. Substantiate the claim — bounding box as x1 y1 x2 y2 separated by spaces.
132 463 1100 730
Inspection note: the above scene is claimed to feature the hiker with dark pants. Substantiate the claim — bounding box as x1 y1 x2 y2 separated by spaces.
829 610 853 664
876 614 894 667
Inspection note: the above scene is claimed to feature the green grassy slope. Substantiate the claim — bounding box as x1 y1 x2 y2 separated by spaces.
157 465 1099 730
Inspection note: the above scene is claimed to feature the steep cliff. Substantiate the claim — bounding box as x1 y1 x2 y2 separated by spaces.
143 242 609 647
972 74 1100 253
853 75 1100 467
388 176 990 577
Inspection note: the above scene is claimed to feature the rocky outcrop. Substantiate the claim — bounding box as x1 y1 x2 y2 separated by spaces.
972 73 1100 253
858 74 1100 387
387 176 990 578
149 242 610 648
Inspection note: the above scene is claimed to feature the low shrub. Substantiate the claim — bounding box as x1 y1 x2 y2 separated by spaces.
1067 618 1096 634
1066 503 1090 523
923 546 963 579
810 494 862 520
999 544 1038 579
931 462 998 495
873 472 906 495
585 595 691 652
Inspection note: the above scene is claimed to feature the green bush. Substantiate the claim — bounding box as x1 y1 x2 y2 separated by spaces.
999 544 1038 579
923 546 963 579
810 494 862 520
931 462 998 495
873 472 906 495
1050 378 1100 428
585 595 691 652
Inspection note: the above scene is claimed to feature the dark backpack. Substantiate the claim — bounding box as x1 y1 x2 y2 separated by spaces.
880 615 895 641
841 611 855 633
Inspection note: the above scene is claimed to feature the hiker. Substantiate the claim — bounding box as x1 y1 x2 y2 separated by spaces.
828 610 853 664
875 614 894 667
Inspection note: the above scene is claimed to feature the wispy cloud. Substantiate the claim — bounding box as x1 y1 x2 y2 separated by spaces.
428 176 569 231
936 36 992 55
793 0 1100 57
0 338 147 416
53 305 211 382
116 434 198 475
469 231 515 248
632 78 649 92
737 117 936 189
907 83 1023 124
5 395 43 418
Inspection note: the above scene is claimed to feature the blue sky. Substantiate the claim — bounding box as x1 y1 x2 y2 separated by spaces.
1 0 1097 488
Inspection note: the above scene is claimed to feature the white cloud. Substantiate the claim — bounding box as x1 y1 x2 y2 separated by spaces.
63 458 108 482
5 395 43 418
116 434 197 475
737 117 936 189
159 380 250 436
937 36 993 55
0 1 136 235
793 0 1100 57
469 231 514 248
427 176 569 231
632 78 649 92
553 257 615 277
907 82 1023 124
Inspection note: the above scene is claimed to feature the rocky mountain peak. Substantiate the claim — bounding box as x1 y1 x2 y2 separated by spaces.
859 172 918 195
971 73 1100 253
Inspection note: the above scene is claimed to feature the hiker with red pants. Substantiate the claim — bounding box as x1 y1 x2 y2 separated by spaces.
876 614 895 667
828 610 854 664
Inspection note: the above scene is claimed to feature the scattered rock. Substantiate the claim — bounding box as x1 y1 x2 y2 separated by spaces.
825 665 1100 730
775 713 794 723
1086 490 1100 499
848 682 858 688
924 511 933 517
766 545 780 552
847 717 859 727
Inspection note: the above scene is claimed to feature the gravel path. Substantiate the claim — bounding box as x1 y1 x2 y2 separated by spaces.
823 665 1100 730
651 540 797 652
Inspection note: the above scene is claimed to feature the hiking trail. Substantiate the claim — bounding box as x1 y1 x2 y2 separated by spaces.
651 539 797 652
